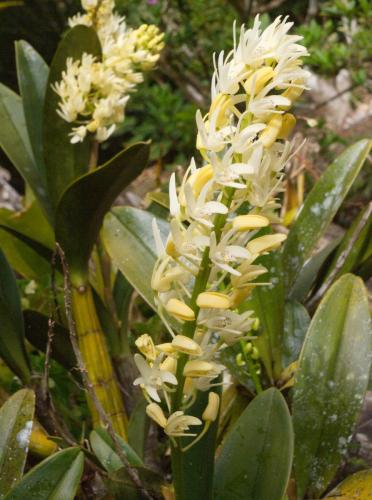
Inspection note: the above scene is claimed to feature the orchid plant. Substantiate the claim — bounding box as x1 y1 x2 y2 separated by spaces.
0 5 371 500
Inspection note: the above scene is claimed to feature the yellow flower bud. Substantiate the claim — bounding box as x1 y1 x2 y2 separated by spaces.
209 93 232 127
196 291 231 309
202 392 220 422
277 113 296 139
180 164 214 206
244 66 275 95
135 334 157 361
146 403 167 428
183 360 215 377
247 233 287 254
165 239 178 257
232 214 270 232
183 376 194 396
281 83 304 109
156 342 176 355
259 115 283 148
160 356 177 374
165 298 195 322
171 335 202 356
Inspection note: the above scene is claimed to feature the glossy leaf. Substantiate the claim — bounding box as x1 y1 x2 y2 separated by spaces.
102 206 168 311
5 447 84 500
90 428 143 472
282 301 310 367
0 389 35 497
55 142 150 279
43 25 101 210
15 40 49 177
0 84 50 217
23 310 75 371
0 249 31 382
326 469 372 499
283 139 371 291
214 388 293 500
292 274 372 498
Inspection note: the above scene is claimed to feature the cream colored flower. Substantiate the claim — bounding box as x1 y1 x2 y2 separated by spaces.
133 354 177 402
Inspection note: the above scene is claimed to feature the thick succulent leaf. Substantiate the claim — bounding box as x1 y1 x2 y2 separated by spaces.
0 249 31 382
55 142 150 279
23 310 75 371
214 388 293 500
0 84 50 218
282 300 310 367
0 389 35 497
5 447 84 500
283 139 371 292
43 25 101 211
90 428 143 472
102 206 168 311
326 469 372 499
292 274 372 499
15 41 49 177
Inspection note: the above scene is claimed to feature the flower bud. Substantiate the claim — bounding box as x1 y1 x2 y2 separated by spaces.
135 334 156 361
247 233 287 254
244 66 275 96
165 298 195 322
232 214 269 232
278 113 296 139
259 115 283 148
160 356 177 374
156 342 176 354
171 335 202 356
146 403 167 428
183 360 215 377
196 291 231 309
202 392 220 422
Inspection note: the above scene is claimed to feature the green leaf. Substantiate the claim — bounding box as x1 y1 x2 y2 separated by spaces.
43 25 101 211
5 447 84 500
248 251 284 380
23 310 75 371
292 274 372 498
0 84 51 219
289 237 341 303
0 389 35 497
15 40 49 177
102 206 168 312
0 201 54 249
283 139 371 291
214 388 293 500
55 143 150 281
128 398 148 460
172 389 220 500
0 228 51 280
90 428 143 472
324 204 372 282
0 249 31 382
282 300 310 367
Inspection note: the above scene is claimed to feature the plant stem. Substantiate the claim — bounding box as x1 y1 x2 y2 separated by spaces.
71 282 128 438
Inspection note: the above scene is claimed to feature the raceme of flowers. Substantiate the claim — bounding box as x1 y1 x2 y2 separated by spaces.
134 16 308 449
53 0 164 143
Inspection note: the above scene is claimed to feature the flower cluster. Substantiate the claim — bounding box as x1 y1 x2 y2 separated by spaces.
137 16 308 448
53 0 164 143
